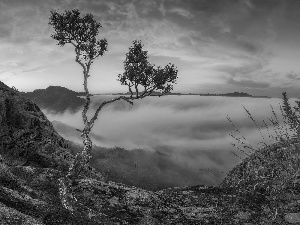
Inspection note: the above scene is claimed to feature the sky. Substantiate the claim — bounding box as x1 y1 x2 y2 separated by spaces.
0 0 300 98
45 95 295 186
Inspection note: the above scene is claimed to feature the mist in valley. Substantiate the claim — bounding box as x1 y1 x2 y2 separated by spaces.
43 95 295 190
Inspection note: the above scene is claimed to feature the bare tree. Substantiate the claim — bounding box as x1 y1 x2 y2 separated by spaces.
49 9 178 212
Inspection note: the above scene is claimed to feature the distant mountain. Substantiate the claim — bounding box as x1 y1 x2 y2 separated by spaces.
199 91 270 98
20 86 85 113
102 91 270 98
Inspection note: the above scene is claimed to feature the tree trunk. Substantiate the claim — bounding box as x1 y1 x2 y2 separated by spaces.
58 129 93 212
67 129 93 180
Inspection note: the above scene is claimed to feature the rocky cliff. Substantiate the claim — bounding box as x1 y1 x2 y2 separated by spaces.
1 81 300 224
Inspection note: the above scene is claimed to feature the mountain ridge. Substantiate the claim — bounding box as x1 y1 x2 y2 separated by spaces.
20 86 85 114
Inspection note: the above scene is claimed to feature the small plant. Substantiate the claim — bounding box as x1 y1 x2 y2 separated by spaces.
227 92 300 160
282 92 300 140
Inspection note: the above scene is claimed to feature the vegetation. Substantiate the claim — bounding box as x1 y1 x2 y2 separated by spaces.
228 92 300 160
223 92 300 221
49 9 178 212
282 92 300 139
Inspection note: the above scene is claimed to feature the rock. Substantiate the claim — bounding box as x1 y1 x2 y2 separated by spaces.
0 81 75 171
0 202 43 225
285 213 300 223
234 211 251 220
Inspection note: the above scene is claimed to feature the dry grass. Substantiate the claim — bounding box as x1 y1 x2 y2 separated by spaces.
227 92 300 161
221 92 300 223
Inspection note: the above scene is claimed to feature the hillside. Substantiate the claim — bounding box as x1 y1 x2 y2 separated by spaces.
1 80 300 224
20 86 85 114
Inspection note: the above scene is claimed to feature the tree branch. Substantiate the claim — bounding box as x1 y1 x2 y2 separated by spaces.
128 84 133 98
134 80 139 98
74 46 86 72
89 96 133 130
75 128 82 133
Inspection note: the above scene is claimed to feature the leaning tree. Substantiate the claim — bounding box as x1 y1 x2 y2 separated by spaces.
49 9 178 212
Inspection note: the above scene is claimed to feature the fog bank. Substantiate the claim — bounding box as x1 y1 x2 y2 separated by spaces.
44 95 295 187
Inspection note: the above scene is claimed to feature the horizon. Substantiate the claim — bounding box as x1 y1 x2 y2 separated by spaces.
0 0 300 98
18 83 288 99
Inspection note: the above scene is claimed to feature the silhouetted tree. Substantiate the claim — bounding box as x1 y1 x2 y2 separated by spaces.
49 9 178 212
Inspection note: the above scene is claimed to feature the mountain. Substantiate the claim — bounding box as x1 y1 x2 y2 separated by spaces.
1 80 300 224
198 91 270 98
20 86 85 113
106 91 270 98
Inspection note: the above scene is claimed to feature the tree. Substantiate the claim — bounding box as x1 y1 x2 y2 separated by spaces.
49 9 178 213
118 40 178 97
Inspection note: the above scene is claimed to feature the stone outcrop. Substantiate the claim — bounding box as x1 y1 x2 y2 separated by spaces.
0 82 74 170
1 80 300 224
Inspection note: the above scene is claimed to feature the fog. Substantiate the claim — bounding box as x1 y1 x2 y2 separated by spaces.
43 95 297 188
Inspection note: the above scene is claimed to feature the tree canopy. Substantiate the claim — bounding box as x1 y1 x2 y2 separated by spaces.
118 40 178 97
49 9 108 63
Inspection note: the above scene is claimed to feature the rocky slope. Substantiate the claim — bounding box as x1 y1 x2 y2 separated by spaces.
1 80 300 224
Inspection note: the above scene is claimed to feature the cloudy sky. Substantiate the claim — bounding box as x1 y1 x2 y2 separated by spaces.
0 0 300 97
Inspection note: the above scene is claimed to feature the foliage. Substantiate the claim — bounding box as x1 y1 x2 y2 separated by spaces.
49 9 108 62
118 40 178 97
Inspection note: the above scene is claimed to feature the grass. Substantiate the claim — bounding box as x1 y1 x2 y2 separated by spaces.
221 92 300 223
227 92 300 160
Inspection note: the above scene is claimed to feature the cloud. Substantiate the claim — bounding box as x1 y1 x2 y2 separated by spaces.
0 24 12 40
286 72 300 81
216 56 269 75
168 7 194 19
227 77 270 89
235 39 262 54
45 95 290 187
1 0 300 97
